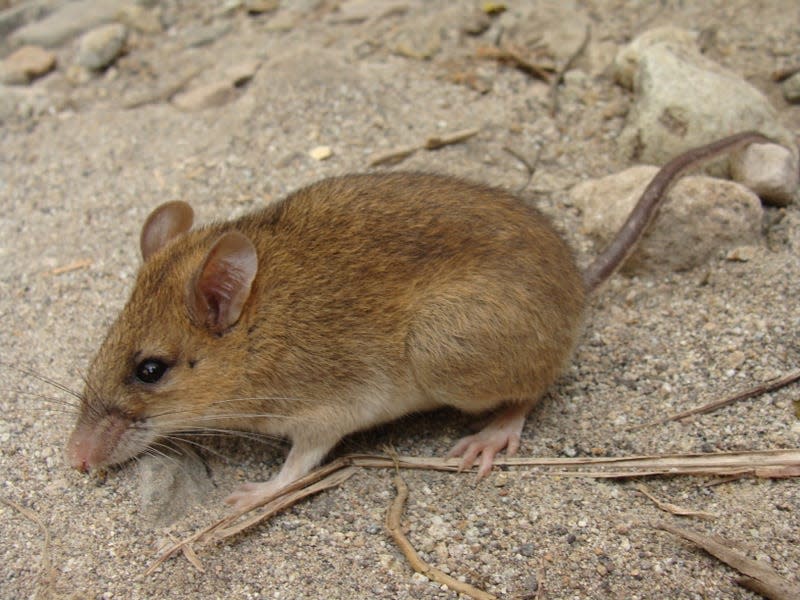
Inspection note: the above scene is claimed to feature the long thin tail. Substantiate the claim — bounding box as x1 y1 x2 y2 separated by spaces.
582 131 772 293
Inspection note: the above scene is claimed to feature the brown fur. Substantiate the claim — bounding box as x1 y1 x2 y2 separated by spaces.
69 172 585 470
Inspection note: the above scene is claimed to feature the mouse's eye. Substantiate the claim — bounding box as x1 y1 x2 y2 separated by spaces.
135 359 168 384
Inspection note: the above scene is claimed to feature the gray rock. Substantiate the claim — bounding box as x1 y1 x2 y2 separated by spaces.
612 26 700 90
618 43 796 172
571 166 763 274
0 0 52 39
10 0 125 47
0 44 56 85
731 143 798 206
77 23 128 70
138 445 214 526
782 71 800 104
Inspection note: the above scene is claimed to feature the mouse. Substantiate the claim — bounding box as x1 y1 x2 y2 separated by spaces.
65 131 769 510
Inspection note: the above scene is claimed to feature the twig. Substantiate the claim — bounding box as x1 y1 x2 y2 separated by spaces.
369 127 480 166
476 45 553 81
424 127 480 150
42 258 92 276
503 145 540 193
549 24 591 117
345 448 800 476
386 475 497 600
145 449 800 573
369 145 419 166
633 484 717 519
655 522 800 600
631 368 800 430
1 496 55 600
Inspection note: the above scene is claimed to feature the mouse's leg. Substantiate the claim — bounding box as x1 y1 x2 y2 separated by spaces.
224 435 338 510
446 400 533 477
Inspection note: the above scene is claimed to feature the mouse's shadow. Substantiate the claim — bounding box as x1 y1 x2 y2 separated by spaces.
203 391 560 474
137 395 561 524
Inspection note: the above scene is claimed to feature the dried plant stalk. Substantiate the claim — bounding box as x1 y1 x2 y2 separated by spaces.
386 475 497 600
655 522 800 600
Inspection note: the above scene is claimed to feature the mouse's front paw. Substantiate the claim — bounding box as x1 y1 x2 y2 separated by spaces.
225 480 282 511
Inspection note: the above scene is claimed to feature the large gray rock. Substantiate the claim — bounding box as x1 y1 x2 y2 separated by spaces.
617 40 796 172
571 166 763 274
612 26 700 90
0 0 52 39
10 0 127 47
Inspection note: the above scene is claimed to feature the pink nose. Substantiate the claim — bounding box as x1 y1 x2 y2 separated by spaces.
66 422 103 472
66 436 92 472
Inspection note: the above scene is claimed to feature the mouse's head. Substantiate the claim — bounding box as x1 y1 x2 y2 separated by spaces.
66 201 258 472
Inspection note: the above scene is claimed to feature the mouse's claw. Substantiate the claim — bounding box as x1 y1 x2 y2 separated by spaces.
447 402 528 478
225 480 282 511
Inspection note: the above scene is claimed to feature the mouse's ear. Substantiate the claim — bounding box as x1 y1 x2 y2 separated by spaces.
188 231 258 334
140 201 194 261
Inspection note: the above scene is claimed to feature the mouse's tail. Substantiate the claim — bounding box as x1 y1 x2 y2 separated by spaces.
582 131 772 294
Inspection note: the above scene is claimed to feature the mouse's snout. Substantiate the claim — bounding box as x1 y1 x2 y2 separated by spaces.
65 411 136 472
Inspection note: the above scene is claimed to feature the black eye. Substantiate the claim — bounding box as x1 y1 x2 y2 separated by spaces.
135 359 168 384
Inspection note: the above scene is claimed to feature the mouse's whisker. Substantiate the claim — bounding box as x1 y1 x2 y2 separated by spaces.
3 388 80 409
0 362 84 401
158 434 238 463
141 445 181 465
167 426 284 446
146 396 318 420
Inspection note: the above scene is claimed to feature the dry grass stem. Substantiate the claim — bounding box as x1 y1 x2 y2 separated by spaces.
347 448 800 477
423 127 480 150
386 475 497 600
369 145 419 166
1 496 55 600
632 369 800 430
145 448 799 574
476 45 553 81
43 259 92 276
655 522 800 600
503 145 541 192
633 484 717 519
369 128 480 166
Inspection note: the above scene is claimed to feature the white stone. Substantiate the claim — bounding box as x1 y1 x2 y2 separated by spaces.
617 44 797 172
731 143 798 206
613 26 700 89
77 23 128 70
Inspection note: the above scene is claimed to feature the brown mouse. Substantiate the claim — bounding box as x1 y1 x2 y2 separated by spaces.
65 131 768 509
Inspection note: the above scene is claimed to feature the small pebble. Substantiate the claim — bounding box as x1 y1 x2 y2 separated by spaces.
77 24 128 70
309 145 333 161
0 45 56 84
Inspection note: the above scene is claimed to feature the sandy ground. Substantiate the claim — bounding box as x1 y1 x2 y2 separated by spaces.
1 1 799 598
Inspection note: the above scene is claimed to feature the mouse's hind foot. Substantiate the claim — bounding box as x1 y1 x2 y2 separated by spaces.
447 402 531 478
